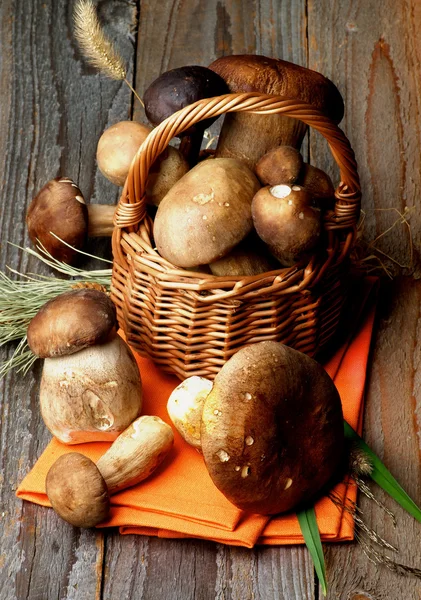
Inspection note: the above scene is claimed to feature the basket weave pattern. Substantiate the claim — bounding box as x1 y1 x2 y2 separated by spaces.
111 93 361 380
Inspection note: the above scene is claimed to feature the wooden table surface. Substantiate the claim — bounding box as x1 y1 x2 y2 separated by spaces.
1 1 420 599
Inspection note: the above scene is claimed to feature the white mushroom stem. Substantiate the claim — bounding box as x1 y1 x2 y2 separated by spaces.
96 415 174 494
167 376 213 450
87 204 116 237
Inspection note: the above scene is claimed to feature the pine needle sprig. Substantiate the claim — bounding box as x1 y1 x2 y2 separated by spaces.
73 0 144 106
0 244 113 379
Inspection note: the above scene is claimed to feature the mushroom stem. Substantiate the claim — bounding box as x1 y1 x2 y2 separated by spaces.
178 129 205 168
96 415 174 494
87 204 115 237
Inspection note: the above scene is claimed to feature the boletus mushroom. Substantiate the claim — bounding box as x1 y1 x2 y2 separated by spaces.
46 415 174 527
27 289 143 444
252 184 322 266
200 341 344 514
96 121 189 203
143 66 228 167
208 54 344 169
167 376 213 450
153 158 260 267
255 146 303 186
26 178 116 264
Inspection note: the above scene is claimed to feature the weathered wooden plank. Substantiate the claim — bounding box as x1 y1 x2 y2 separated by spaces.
324 278 421 598
0 1 136 598
308 0 421 278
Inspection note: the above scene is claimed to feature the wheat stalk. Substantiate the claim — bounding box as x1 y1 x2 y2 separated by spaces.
73 0 144 106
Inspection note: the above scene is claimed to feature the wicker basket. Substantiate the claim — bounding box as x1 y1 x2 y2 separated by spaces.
111 93 361 380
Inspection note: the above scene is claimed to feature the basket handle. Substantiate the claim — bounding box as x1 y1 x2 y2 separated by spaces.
113 92 361 238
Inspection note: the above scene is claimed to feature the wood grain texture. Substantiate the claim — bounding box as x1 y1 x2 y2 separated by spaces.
0 1 135 599
307 0 421 278
324 278 421 599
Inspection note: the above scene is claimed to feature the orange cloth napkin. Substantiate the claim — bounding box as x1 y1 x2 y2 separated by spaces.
17 277 378 548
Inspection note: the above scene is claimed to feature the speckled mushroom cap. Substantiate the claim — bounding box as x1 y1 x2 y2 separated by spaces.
27 288 116 358
46 453 110 528
201 341 344 515
26 177 89 265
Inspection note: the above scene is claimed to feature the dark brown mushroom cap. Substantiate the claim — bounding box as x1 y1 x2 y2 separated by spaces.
143 66 229 136
201 341 344 515
26 177 89 265
27 289 117 358
209 55 344 123
46 453 110 528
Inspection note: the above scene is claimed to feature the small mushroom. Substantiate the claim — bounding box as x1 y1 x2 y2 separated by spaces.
46 415 174 527
143 66 228 167
97 121 152 186
96 121 189 202
255 146 303 186
209 54 344 169
27 289 143 444
252 184 322 266
153 158 261 268
26 178 115 264
200 341 344 514
167 376 213 450
298 163 335 202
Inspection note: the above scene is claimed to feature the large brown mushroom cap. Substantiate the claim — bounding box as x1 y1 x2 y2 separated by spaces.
46 453 110 528
201 341 344 515
153 158 260 267
209 55 344 122
26 177 89 265
209 55 344 169
27 289 116 358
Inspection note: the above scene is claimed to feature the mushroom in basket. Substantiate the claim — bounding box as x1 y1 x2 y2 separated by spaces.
27 288 143 444
153 157 260 268
208 54 344 169
96 121 189 204
143 65 228 167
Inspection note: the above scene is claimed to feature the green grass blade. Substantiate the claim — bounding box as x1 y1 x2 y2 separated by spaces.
297 506 327 596
344 421 421 523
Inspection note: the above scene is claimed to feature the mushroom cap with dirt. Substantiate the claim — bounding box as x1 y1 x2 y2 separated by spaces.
252 184 322 266
209 54 344 169
153 158 261 268
200 341 344 514
46 416 174 527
